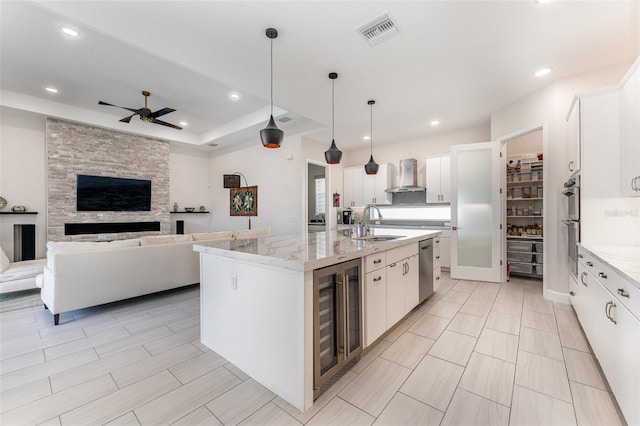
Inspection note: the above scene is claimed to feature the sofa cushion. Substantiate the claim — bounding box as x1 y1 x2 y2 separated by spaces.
0 246 9 273
191 231 234 241
139 234 193 246
0 258 45 283
232 226 271 240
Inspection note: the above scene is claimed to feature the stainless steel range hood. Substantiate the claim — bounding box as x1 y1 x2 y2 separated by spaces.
385 158 426 193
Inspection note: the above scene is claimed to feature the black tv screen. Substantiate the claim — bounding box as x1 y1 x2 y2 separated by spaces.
77 174 152 211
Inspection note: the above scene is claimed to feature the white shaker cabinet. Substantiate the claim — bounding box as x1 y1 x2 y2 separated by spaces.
566 99 581 178
343 164 390 208
571 246 640 426
620 59 640 196
425 155 451 203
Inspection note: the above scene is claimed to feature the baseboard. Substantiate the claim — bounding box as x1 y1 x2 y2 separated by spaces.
544 287 571 305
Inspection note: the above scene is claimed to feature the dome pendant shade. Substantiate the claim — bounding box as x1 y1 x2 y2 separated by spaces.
365 155 379 175
324 139 343 164
260 115 284 148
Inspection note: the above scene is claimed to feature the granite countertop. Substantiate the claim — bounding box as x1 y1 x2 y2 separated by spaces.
579 243 640 288
194 228 441 272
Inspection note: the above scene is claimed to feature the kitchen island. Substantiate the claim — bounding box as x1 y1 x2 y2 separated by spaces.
194 228 440 412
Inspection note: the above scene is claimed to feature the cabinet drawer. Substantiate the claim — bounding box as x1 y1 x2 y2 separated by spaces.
387 243 418 265
508 251 534 263
433 245 442 270
599 270 640 319
433 267 442 291
578 247 596 270
365 251 386 272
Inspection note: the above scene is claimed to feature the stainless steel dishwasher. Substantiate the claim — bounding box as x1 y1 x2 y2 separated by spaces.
418 239 434 303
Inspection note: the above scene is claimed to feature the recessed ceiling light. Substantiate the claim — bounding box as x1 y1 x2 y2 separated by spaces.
61 26 79 38
363 136 371 141
430 120 440 126
534 67 553 77
45 87 59 94
179 121 188 127
535 0 552 4
229 92 240 101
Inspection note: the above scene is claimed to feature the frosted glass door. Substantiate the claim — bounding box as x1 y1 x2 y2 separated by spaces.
450 142 502 282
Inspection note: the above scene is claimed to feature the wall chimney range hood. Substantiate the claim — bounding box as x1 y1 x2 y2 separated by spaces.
386 158 426 193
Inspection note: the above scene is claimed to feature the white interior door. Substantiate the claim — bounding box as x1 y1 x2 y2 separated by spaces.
450 141 503 282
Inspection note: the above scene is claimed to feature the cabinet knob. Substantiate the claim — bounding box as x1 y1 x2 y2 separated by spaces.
570 291 575 296
436 256 440 260
586 261 593 267
598 272 608 279
373 276 382 282
373 259 382 264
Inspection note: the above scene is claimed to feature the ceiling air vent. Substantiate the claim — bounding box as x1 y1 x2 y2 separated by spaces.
358 13 399 46
277 116 292 123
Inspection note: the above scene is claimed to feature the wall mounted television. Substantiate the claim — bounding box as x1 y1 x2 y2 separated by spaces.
77 174 152 211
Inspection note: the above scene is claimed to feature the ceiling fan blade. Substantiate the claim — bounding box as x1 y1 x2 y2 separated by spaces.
98 100 139 114
119 114 136 123
151 107 175 118
151 118 182 130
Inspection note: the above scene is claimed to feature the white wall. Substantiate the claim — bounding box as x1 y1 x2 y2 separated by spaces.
490 62 633 297
208 134 304 235
301 137 340 231
0 108 47 260
343 126 490 189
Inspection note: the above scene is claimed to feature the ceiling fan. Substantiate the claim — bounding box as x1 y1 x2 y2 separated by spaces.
98 90 182 130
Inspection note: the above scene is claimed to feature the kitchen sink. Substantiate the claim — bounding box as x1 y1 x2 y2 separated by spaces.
352 235 404 242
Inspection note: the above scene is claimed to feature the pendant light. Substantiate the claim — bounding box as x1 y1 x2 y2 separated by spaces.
364 100 379 175
324 72 343 164
260 28 284 148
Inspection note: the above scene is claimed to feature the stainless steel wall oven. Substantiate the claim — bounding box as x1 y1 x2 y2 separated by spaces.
562 176 580 278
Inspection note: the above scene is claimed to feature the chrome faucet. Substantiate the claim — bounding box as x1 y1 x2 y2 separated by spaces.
362 204 383 236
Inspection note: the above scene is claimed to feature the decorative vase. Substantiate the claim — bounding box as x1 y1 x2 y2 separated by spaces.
173 203 178 212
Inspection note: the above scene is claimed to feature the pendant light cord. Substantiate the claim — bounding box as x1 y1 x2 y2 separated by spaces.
332 79 335 140
370 103 373 155
270 38 274 115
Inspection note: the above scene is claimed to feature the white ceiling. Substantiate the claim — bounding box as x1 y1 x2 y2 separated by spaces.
1 0 638 154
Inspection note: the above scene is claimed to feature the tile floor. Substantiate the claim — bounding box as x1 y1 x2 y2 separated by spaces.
0 274 627 425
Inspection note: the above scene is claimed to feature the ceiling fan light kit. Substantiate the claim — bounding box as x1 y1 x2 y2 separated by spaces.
364 100 379 175
98 90 182 130
260 27 284 149
324 72 343 164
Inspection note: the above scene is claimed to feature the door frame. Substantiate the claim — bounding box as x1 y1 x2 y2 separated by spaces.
305 160 330 235
496 122 548 285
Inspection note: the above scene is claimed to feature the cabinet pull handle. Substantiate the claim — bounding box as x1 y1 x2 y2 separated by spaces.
436 256 440 260
580 272 588 287
568 161 574 172
604 301 611 319
598 272 607 279
436 239 440 243
578 253 584 258
586 261 593 267
607 301 617 324
570 291 575 296
373 276 382 282
436 276 440 280
373 259 382 264
617 288 630 298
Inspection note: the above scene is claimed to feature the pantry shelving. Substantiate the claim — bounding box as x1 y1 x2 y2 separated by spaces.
506 153 544 279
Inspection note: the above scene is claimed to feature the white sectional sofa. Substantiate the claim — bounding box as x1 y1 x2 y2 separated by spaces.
0 247 45 294
38 227 269 325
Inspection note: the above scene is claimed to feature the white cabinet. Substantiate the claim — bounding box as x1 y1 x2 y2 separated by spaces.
364 269 387 347
363 164 391 205
343 164 390 208
425 155 451 203
620 60 640 196
363 243 419 347
433 238 443 291
571 246 640 426
566 99 581 178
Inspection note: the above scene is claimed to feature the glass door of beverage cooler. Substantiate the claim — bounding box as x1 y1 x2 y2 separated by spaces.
313 259 362 397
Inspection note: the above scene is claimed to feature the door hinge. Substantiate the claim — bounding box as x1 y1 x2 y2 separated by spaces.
500 260 503 266
500 188 502 194
500 224 503 230
500 152 503 158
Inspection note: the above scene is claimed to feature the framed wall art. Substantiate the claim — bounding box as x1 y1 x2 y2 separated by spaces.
229 186 258 216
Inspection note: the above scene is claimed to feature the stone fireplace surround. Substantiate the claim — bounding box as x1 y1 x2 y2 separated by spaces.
46 118 170 242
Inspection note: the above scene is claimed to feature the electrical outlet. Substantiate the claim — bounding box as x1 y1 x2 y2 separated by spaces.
231 275 238 290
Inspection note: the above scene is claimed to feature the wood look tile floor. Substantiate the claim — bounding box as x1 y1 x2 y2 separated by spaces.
0 275 627 426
